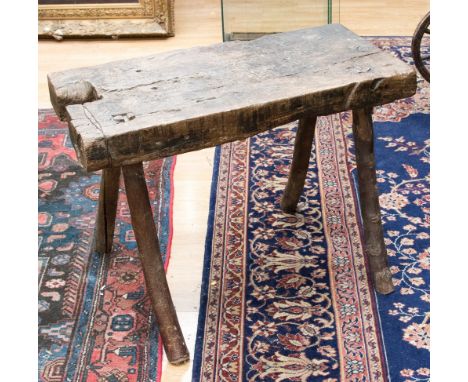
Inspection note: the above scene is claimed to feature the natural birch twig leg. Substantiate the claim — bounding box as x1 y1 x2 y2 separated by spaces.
95 167 121 254
352 108 394 294
122 163 190 365
281 114 318 213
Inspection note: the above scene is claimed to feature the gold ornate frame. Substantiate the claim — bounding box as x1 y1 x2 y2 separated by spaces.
39 0 174 39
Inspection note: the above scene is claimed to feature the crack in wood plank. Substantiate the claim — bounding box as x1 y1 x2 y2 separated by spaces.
48 24 416 171
82 104 113 167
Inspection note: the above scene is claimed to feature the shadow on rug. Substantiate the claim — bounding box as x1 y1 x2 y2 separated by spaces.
193 38 429 382
38 110 175 382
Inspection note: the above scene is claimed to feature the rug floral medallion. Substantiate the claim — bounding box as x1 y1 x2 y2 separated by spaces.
194 38 429 382
38 111 174 382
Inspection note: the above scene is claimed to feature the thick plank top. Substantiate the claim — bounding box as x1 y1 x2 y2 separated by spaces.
48 24 416 171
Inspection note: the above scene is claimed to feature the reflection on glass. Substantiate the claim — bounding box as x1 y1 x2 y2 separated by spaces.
222 0 334 41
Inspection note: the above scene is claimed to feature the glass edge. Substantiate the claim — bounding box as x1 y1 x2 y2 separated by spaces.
221 0 226 41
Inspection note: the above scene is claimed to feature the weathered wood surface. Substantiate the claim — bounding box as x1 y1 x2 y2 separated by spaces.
352 108 394 294
281 113 317 213
122 163 190 364
48 24 416 171
94 167 121 254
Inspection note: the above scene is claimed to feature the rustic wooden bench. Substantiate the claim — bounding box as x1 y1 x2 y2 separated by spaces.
48 24 416 365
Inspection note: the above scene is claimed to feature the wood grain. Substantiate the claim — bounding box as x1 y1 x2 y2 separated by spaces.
352 108 394 294
94 167 121 254
122 163 190 364
281 114 317 213
48 24 416 171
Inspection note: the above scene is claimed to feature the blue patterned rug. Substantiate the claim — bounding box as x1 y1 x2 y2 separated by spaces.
193 37 429 382
38 111 174 382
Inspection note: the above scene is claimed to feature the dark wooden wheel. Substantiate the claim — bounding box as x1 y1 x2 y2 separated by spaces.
412 12 430 82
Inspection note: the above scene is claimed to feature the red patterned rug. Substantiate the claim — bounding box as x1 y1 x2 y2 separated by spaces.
193 37 430 382
38 110 175 382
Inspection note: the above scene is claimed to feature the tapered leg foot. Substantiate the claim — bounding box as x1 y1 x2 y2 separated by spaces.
95 167 121 254
122 163 190 365
281 114 317 213
352 108 395 295
373 268 394 295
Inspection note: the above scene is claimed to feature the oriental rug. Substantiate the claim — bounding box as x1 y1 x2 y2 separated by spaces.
193 38 430 382
38 110 175 382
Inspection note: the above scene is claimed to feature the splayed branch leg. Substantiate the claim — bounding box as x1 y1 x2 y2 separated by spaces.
352 108 394 294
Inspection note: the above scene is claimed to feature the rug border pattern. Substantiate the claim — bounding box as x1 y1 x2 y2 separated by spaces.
194 117 387 380
317 114 387 381
39 109 175 382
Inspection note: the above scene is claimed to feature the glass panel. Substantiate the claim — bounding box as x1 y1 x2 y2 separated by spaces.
222 0 336 41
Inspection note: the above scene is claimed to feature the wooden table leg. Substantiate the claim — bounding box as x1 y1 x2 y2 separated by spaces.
95 167 121 254
352 108 394 294
281 114 317 213
122 163 190 365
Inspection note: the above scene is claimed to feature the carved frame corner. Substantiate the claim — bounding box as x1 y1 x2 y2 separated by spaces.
38 0 175 39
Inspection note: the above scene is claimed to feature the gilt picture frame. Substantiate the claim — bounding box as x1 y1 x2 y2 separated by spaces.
38 0 174 39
